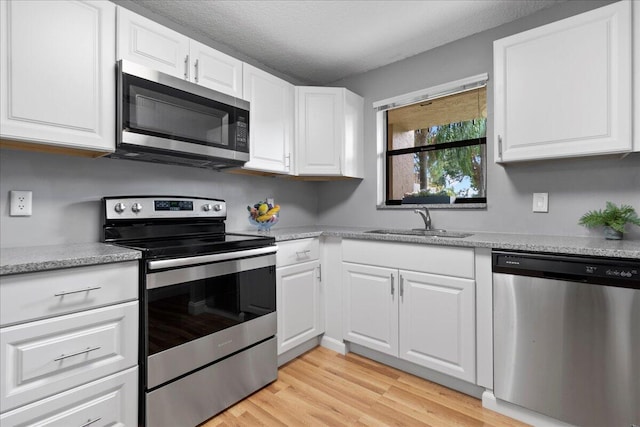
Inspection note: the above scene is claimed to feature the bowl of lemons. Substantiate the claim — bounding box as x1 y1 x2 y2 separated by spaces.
248 201 280 231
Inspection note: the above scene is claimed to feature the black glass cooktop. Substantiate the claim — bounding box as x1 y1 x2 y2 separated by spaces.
118 233 275 260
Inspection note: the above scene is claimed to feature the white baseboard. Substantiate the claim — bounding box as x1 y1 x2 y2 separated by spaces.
482 391 575 427
320 336 347 355
277 337 320 366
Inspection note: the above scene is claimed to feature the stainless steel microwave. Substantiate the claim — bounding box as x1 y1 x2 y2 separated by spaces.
110 60 249 169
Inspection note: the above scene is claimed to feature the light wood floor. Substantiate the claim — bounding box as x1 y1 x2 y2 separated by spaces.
202 346 529 426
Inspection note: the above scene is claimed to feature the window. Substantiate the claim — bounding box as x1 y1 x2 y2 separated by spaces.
375 75 488 207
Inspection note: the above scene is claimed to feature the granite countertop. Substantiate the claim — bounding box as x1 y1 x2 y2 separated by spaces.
237 225 640 259
2 226 638 276
0 243 141 276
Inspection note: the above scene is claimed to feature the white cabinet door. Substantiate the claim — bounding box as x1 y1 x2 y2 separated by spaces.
399 271 476 382
243 64 294 173
118 7 244 98
494 1 632 162
277 260 322 354
0 367 137 427
191 39 243 98
117 6 189 79
1 301 138 412
296 87 344 175
342 263 398 356
0 0 116 153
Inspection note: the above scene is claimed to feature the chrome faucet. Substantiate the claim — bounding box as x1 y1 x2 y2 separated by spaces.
414 208 431 230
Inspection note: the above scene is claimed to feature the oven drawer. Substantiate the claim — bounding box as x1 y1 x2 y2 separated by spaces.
276 238 320 267
0 261 138 327
1 301 138 412
0 367 137 427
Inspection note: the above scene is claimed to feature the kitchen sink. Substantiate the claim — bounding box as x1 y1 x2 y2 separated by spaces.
365 229 473 238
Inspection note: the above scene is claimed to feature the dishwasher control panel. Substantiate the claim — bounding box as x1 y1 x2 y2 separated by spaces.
493 251 640 288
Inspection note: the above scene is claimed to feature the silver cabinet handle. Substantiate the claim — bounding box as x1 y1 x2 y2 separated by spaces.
317 265 322 282
54 286 102 297
194 59 199 83
498 135 503 160
54 346 101 362
391 275 395 296
79 418 102 427
296 250 311 258
400 275 404 299
184 54 189 80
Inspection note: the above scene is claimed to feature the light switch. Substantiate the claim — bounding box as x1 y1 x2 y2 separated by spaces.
532 193 548 213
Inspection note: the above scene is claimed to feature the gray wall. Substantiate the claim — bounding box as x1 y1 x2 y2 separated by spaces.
2 0 639 248
319 0 640 239
0 149 318 247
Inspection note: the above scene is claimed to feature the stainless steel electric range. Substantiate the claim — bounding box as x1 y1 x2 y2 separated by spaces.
102 196 277 427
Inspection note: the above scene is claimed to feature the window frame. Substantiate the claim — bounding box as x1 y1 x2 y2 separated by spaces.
374 73 489 209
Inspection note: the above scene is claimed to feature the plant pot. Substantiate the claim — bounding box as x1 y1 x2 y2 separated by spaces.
603 226 623 240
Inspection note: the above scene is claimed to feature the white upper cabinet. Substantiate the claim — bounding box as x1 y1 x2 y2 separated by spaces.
190 39 243 97
243 64 294 173
117 6 189 79
493 1 632 162
295 87 364 177
0 0 116 153
117 7 243 98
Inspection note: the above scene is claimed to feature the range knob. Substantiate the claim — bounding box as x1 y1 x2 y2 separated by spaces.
203 204 214 212
131 203 143 213
213 204 222 212
114 202 126 213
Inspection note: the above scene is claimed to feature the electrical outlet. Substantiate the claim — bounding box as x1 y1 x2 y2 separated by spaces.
10 190 32 216
532 192 548 213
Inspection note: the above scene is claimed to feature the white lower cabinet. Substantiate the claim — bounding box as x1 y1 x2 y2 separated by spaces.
398 271 475 382
0 367 137 427
0 262 139 424
276 239 324 355
342 240 476 383
342 263 398 356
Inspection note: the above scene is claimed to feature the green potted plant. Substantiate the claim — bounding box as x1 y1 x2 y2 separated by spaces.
578 202 640 240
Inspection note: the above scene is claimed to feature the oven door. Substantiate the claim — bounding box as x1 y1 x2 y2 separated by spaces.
144 247 276 389
118 60 249 162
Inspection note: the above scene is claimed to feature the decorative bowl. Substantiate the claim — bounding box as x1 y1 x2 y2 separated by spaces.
249 214 279 232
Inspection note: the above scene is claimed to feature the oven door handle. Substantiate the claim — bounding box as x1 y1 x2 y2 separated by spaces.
147 246 277 270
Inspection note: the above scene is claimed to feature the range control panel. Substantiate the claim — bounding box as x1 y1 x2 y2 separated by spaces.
104 196 226 220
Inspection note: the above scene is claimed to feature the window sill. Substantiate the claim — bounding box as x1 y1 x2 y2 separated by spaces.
376 203 487 210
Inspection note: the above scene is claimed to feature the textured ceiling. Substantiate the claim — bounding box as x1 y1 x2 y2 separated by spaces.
132 0 563 85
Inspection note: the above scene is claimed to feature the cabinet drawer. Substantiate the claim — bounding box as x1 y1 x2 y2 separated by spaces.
0 261 138 326
1 301 138 412
343 240 474 279
276 238 320 267
0 367 137 427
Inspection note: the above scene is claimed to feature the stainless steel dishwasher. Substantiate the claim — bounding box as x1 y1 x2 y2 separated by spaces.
493 250 639 427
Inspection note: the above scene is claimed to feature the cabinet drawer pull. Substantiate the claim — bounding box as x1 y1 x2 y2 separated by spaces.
79 417 102 427
54 346 101 362
184 54 189 80
295 250 311 258
400 276 404 299
54 286 102 297
391 275 395 296
194 59 199 82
